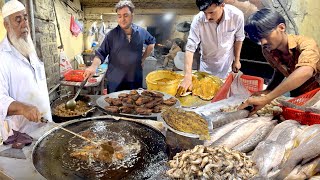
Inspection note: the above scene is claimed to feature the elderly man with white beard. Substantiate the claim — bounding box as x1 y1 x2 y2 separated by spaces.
0 0 52 142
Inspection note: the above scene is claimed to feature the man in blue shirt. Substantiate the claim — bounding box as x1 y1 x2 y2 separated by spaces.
84 0 155 93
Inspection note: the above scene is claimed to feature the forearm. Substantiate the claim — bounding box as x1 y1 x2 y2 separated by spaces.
184 51 194 76
234 41 243 62
142 44 155 62
91 56 102 68
7 101 27 116
266 66 314 100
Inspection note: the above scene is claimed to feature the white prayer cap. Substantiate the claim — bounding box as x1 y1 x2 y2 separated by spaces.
1 0 25 18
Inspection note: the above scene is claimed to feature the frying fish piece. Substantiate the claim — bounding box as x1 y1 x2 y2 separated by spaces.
234 121 275 153
70 141 124 163
210 117 272 148
206 110 249 129
284 156 320 180
266 120 300 141
272 133 320 180
252 140 286 177
203 118 250 146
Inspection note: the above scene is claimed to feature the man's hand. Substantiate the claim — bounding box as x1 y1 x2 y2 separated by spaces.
177 74 193 96
21 104 41 123
238 95 272 116
232 60 241 73
83 66 96 79
141 58 145 68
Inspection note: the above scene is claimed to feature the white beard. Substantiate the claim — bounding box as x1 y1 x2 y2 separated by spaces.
8 27 36 58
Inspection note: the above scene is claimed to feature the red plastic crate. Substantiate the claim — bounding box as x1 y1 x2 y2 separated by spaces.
212 73 264 102
282 88 320 125
64 70 85 82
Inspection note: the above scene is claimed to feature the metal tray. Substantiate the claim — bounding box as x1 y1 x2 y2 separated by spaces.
96 89 180 118
157 113 200 139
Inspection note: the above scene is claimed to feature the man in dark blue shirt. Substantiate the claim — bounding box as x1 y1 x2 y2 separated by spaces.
84 0 155 93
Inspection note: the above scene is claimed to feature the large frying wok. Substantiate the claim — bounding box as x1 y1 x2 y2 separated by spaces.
32 117 168 179
51 94 94 123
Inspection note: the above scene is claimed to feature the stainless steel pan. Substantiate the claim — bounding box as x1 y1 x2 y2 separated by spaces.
51 94 95 122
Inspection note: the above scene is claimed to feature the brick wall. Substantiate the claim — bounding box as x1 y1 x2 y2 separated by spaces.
33 0 60 90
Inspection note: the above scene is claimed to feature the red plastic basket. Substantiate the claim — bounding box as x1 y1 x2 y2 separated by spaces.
282 88 320 125
212 74 264 102
64 70 85 82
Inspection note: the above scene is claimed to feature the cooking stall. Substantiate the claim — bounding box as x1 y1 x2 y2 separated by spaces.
2 68 320 179
1 0 320 179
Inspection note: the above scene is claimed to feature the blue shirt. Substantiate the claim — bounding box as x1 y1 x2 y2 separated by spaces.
95 24 155 92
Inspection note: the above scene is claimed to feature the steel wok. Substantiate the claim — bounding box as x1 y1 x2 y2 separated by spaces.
51 94 94 123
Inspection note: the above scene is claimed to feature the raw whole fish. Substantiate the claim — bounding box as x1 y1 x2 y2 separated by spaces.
206 110 249 129
266 120 300 141
284 156 320 180
203 118 250 146
293 124 320 148
272 133 320 180
233 121 275 153
252 140 286 177
210 117 272 148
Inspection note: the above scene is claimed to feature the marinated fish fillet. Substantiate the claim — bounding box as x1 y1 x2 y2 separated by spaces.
192 77 221 100
162 108 209 139
70 140 124 163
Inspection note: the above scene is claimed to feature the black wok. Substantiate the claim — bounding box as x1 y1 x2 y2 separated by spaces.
51 94 94 123
32 117 168 180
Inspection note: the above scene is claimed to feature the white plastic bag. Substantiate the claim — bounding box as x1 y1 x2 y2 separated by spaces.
59 51 73 77
229 72 251 98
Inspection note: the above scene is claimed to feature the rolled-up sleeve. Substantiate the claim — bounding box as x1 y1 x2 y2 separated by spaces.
95 33 111 63
235 12 245 42
144 30 156 45
0 64 15 120
186 17 201 53
295 37 320 75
